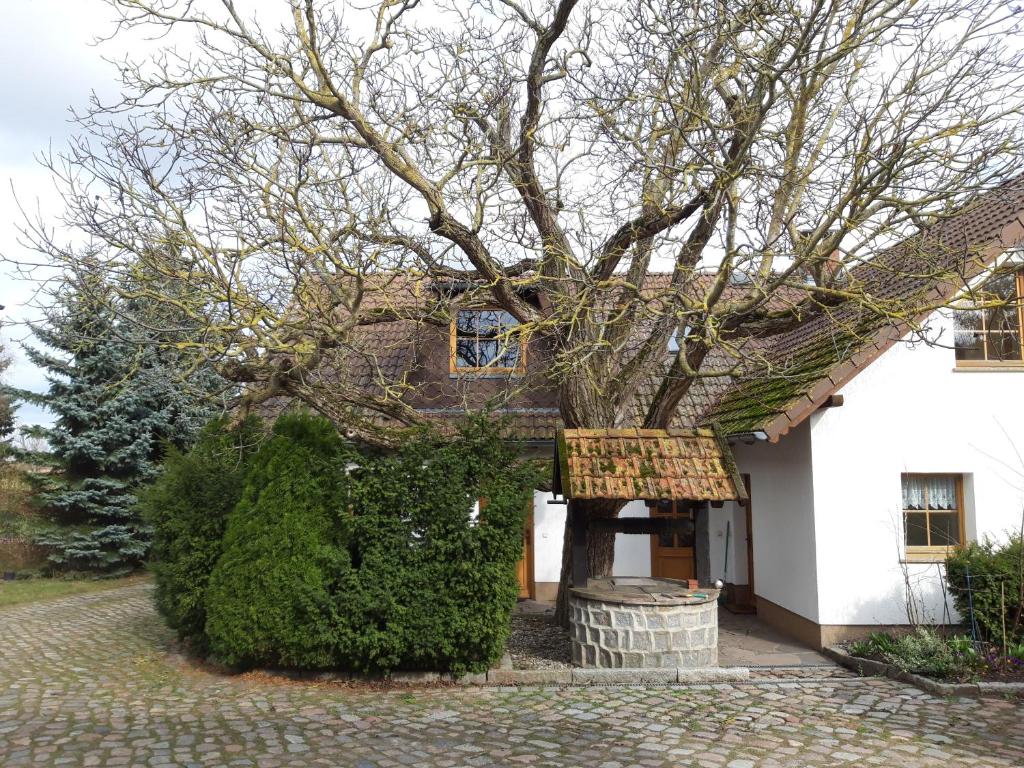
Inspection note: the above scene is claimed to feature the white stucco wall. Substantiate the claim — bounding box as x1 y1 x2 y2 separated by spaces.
531 493 652 589
809 310 1024 626
708 501 748 586
732 422 820 622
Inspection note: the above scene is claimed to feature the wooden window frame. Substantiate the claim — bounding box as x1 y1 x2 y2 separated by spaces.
449 308 527 375
901 473 966 563
955 269 1024 368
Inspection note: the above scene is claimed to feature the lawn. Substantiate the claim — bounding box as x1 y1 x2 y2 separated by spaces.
0 574 149 609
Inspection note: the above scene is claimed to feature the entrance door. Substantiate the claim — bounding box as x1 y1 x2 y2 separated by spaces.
482 497 534 599
650 500 696 580
516 508 534 599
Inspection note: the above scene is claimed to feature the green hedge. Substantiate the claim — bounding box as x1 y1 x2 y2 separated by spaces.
147 413 536 675
140 417 263 653
946 536 1024 645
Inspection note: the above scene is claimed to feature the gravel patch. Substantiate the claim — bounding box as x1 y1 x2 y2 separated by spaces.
507 613 571 669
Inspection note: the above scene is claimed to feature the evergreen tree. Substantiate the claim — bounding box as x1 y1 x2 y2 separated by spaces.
19 266 223 572
0 326 15 452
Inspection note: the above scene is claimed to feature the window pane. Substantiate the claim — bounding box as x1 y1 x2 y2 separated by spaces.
928 512 961 547
986 331 1022 361
456 339 478 368
926 476 957 510
986 272 1019 302
954 310 985 360
477 340 498 366
477 310 502 337
905 512 929 547
456 310 478 334
902 476 926 510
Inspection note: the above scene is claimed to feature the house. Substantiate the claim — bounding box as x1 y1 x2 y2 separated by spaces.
329 178 1024 649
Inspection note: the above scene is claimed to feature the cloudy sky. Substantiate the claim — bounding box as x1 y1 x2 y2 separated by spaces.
0 1 121 429
0 0 291 431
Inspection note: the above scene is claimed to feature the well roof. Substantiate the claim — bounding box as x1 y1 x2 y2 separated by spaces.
553 428 746 501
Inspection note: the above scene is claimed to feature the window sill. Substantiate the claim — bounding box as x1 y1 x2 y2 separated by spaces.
902 551 956 564
953 364 1024 372
449 372 525 380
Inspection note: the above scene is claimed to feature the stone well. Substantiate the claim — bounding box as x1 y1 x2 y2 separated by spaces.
569 577 719 669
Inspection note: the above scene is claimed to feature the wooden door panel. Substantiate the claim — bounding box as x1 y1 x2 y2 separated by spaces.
650 501 696 581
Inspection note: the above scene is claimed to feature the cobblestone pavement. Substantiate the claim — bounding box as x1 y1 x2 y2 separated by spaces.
2 584 1023 767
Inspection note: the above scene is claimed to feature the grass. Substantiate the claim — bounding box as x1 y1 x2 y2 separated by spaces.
0 573 149 609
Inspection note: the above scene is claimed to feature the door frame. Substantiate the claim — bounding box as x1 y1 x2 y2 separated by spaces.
742 474 756 610
519 506 536 600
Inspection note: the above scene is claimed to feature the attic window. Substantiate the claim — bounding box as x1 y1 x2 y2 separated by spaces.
451 309 525 373
954 269 1024 366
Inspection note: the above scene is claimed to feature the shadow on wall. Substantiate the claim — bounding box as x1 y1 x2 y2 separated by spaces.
826 563 961 636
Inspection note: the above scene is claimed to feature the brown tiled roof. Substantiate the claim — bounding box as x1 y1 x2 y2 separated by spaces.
297 176 1024 443
714 176 1024 439
554 428 745 501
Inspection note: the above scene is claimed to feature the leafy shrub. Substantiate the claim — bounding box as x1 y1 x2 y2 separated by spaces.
140 417 263 652
148 412 537 674
332 419 535 674
946 537 1024 645
204 414 352 668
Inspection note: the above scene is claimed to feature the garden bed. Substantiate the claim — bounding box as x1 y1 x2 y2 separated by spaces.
825 629 1024 697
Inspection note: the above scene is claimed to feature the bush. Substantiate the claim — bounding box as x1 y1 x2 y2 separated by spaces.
204 414 352 668
333 419 533 674
946 537 1024 645
140 417 263 651
147 412 536 674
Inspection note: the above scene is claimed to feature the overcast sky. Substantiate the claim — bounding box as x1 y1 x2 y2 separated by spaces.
0 0 290 431
0 1 118 429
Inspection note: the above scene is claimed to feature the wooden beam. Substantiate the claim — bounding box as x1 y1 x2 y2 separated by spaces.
589 517 695 536
570 500 589 588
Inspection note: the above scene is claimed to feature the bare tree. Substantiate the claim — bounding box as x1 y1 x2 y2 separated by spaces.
10 0 1024 614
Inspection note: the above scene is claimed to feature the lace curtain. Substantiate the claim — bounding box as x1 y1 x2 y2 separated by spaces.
902 475 957 510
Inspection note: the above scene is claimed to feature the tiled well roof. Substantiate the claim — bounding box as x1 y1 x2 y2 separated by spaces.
554 428 746 501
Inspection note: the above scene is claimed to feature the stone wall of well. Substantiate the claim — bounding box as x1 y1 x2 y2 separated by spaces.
569 596 718 668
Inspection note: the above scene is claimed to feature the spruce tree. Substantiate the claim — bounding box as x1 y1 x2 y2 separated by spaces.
0 328 15 451
20 267 222 572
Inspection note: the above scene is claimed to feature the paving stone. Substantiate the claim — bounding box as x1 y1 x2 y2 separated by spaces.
1 583 1023 768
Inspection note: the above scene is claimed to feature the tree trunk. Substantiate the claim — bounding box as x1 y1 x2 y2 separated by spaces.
554 497 627 626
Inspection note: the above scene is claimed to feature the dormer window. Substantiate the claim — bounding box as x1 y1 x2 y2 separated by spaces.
450 309 525 373
954 269 1024 366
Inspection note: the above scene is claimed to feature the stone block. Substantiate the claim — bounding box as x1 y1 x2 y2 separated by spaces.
653 631 671 651
589 609 612 627
677 667 749 683
487 669 572 686
572 667 677 685
455 672 488 685
645 612 666 629
600 629 619 650
630 632 653 652
613 611 635 628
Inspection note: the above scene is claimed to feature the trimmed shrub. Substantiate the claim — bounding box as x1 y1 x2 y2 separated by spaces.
946 536 1024 644
148 412 537 674
140 417 263 651
204 414 353 668
335 419 534 674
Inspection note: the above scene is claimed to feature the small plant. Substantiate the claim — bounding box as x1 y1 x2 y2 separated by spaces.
847 629 984 682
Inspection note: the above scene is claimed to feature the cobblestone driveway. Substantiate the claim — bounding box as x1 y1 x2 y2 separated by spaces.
2 583 1022 767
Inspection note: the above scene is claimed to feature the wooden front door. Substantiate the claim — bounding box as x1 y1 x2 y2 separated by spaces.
516 508 534 599
650 500 696 580
481 497 534 599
